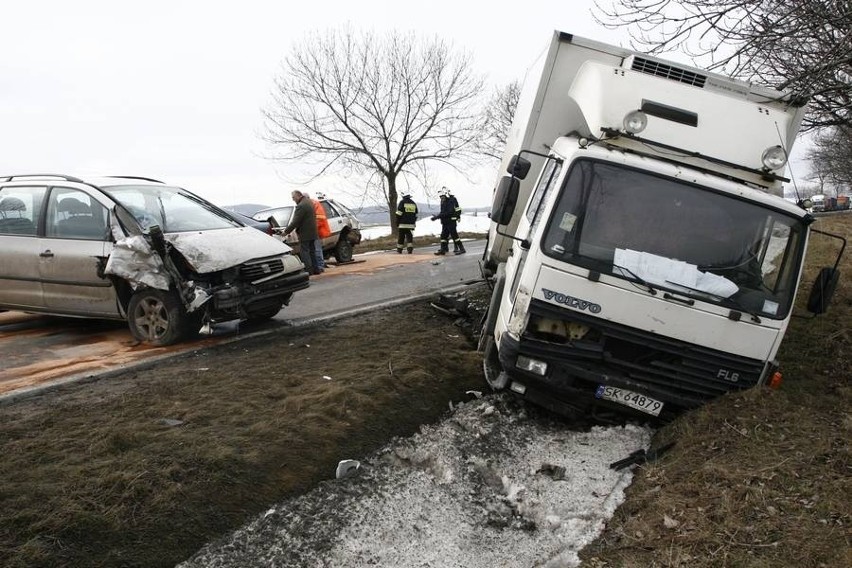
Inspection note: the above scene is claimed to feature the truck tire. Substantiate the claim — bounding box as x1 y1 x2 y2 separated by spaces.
127 289 187 346
334 239 353 263
477 264 506 352
482 336 508 391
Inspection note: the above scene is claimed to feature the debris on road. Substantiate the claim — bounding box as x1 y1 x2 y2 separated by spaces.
609 442 676 470
335 460 361 479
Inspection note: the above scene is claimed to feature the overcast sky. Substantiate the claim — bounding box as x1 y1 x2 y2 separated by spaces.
0 1 808 210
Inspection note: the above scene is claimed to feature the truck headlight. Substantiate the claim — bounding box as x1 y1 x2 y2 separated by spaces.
623 110 647 134
761 145 787 170
516 355 548 376
507 286 532 337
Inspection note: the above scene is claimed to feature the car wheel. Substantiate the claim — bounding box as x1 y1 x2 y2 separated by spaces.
334 238 353 263
127 289 187 346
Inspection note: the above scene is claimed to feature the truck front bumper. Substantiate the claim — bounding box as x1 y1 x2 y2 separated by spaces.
497 332 727 422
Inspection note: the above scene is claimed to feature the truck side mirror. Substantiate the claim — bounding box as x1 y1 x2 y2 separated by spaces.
806 267 839 314
507 155 532 180
491 176 520 225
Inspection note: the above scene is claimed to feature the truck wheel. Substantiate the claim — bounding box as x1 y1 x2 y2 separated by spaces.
334 239 353 263
482 336 508 391
127 289 186 346
478 265 506 352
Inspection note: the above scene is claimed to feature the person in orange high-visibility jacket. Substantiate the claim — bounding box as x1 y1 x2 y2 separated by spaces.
305 193 331 272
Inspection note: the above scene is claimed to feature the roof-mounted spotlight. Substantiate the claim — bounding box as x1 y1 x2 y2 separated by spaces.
623 110 647 134
761 145 787 171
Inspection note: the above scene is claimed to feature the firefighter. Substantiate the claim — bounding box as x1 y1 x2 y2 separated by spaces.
431 186 465 255
396 192 418 254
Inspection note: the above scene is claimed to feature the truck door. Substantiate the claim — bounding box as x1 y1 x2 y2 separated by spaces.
505 160 563 298
40 187 119 316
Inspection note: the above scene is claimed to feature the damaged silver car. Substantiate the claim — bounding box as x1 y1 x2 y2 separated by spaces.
0 174 309 345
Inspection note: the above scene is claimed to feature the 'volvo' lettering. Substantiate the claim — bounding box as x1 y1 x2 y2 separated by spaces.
541 288 602 313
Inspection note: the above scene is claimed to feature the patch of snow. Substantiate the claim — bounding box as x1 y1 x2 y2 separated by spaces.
179 395 652 567
361 213 492 240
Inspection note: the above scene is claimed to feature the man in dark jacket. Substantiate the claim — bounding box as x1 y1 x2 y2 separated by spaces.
395 192 418 254
431 186 465 255
282 190 321 275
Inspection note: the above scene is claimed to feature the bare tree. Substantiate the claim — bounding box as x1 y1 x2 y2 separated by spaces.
476 80 521 160
594 0 852 131
262 28 484 231
806 126 852 195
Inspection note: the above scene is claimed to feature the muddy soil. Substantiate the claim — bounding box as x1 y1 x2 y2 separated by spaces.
0 286 491 568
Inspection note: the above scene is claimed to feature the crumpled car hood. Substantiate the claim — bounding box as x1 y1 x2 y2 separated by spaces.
105 225 298 291
166 227 294 273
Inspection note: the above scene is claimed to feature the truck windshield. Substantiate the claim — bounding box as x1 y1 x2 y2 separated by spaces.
541 160 807 319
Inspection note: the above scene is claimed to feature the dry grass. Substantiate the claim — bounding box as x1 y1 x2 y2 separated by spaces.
0 290 489 568
581 214 852 568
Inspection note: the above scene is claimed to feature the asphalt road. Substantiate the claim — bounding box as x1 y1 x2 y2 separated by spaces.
282 239 486 323
0 240 486 401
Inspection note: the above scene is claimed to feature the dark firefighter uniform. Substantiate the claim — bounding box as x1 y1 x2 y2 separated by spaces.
432 188 465 255
396 193 418 254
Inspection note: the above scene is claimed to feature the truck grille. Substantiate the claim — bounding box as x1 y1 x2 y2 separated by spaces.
240 257 285 281
524 299 763 407
630 56 707 88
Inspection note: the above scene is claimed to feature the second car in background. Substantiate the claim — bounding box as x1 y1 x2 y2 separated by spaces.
253 194 362 263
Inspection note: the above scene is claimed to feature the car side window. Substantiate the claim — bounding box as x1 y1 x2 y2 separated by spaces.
46 188 109 240
322 201 338 218
0 186 45 236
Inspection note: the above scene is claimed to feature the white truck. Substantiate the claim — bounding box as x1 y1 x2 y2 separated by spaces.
479 31 843 421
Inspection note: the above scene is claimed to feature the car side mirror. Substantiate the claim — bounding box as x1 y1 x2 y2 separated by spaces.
491 176 520 226
507 155 532 180
806 266 839 314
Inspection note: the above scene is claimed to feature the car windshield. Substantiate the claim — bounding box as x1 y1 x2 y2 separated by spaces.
541 160 807 319
103 185 240 232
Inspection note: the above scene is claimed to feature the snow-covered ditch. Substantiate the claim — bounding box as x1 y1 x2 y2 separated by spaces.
179 395 652 567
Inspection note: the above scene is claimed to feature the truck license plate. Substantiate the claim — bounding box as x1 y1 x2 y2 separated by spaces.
595 385 663 416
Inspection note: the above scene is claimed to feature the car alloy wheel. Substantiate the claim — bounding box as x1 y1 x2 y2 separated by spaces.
127 289 186 346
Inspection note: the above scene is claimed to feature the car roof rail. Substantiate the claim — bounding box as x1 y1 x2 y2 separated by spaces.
104 175 166 184
0 173 86 183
